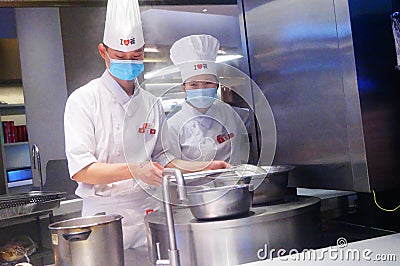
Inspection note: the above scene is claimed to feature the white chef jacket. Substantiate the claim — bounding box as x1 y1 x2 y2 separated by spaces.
64 70 174 248
167 100 249 165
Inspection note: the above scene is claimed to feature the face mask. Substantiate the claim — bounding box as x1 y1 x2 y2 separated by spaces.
186 88 218 108
106 51 144 80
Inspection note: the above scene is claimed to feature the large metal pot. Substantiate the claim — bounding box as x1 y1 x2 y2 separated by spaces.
186 184 253 220
253 165 295 204
48 214 124 266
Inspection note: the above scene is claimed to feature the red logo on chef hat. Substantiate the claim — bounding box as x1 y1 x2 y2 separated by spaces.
120 37 136 46
193 63 208 71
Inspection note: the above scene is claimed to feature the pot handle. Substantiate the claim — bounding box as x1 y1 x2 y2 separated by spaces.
63 229 92 242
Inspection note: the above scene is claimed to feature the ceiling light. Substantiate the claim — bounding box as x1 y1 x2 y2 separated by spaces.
144 47 160 53
143 58 166 63
216 54 243 63
202 8 208 13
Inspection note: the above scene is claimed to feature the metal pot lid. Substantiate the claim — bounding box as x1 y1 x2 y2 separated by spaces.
180 164 268 181
261 165 295 174
172 165 295 184
49 214 123 230
210 164 268 182
230 164 267 174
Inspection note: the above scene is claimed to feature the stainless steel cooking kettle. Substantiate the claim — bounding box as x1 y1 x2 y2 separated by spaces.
186 184 254 220
165 167 255 220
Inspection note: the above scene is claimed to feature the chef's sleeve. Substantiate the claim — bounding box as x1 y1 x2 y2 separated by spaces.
64 90 98 177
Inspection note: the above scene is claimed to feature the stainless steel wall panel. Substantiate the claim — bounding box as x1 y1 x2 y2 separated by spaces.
15 8 69 187
335 0 370 191
243 0 400 192
243 0 363 190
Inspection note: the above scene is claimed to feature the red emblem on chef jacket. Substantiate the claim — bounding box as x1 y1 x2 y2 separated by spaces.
216 133 235 144
138 122 156 134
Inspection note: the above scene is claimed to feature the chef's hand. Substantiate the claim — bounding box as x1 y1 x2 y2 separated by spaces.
129 161 164 186
204 160 230 170
167 159 229 173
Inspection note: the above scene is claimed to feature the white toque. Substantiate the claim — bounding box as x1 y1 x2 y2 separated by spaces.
170 34 220 82
103 0 144 52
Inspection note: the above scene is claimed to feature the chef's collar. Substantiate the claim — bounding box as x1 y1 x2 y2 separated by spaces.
196 116 214 129
101 70 141 106
181 101 217 129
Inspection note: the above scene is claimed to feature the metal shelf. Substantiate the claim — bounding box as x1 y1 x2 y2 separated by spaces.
0 105 29 194
0 104 25 116
0 210 54 228
3 142 29 147
0 192 65 227
5 166 31 171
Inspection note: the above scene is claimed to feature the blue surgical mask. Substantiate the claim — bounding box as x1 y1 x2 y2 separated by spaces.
186 88 218 108
106 51 144 80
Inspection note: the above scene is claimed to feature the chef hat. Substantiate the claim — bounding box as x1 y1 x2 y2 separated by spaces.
170 34 220 82
103 0 144 52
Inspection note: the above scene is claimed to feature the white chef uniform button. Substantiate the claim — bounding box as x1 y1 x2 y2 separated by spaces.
127 112 132 117
112 98 116 103
117 151 121 155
